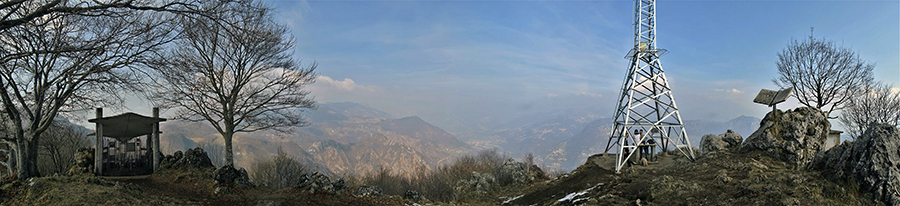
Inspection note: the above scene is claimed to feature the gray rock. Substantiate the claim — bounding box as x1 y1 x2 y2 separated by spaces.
295 172 342 195
714 170 732 184
214 186 234 196
700 130 744 156
739 107 830 167
497 158 528 186
456 172 496 195
214 165 254 188
352 186 383 197
214 165 240 185
173 147 214 169
236 168 252 188
720 129 743 147
403 190 428 203
68 148 94 175
256 200 282 206
809 123 900 205
700 134 728 155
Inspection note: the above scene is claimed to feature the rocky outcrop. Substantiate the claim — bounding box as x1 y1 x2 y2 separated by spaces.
456 172 496 195
161 147 214 170
173 147 214 169
700 130 743 155
353 186 383 197
497 158 545 186
809 123 900 205
739 107 830 167
214 165 253 188
295 172 345 195
68 148 94 175
403 190 428 203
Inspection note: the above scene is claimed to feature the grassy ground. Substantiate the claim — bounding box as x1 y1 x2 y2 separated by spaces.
498 151 880 206
0 149 883 205
0 167 411 206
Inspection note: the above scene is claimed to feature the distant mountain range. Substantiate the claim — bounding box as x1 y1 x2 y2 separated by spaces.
154 101 761 175
158 102 470 176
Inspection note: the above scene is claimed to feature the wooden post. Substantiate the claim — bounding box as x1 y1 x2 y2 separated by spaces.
152 107 160 172
94 108 103 176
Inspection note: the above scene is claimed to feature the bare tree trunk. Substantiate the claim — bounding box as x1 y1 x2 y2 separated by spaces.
15 137 39 179
224 131 234 166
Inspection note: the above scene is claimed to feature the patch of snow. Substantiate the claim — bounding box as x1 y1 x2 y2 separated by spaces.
503 195 524 204
557 188 593 202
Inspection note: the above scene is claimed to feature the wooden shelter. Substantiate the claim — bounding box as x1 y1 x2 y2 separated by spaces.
88 108 165 176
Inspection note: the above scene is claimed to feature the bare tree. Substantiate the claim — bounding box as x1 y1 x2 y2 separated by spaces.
252 149 307 190
838 81 900 139
0 5 178 179
38 119 89 175
773 33 874 117
150 0 316 166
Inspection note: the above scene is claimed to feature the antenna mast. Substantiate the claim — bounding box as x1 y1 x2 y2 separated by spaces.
603 0 694 172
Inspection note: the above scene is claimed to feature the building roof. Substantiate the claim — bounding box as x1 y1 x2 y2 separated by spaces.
88 112 166 142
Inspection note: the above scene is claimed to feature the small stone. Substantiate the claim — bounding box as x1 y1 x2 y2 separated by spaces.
214 186 234 196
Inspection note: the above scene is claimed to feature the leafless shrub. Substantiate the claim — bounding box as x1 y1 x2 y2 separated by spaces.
251 150 307 190
358 148 510 202
839 81 900 139
37 120 89 175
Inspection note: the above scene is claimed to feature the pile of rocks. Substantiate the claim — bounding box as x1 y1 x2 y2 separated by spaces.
164 147 214 169
739 107 830 167
352 186 383 197
497 158 545 186
68 148 94 175
214 164 253 188
699 129 743 156
295 172 345 195
456 171 496 195
809 123 900 205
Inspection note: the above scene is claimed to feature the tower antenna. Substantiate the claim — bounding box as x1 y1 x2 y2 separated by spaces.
603 0 695 172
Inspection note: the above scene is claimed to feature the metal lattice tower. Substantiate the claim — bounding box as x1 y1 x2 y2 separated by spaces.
603 0 694 172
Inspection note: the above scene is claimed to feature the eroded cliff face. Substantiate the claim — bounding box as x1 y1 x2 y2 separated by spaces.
810 123 900 205
739 107 830 167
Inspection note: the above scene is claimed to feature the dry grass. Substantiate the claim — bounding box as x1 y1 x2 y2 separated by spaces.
356 148 509 203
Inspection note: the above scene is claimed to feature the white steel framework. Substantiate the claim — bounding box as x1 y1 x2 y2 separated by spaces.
603 0 694 172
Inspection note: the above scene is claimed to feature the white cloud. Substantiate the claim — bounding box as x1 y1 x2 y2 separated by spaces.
575 91 602 98
713 88 743 94
546 93 559 98
314 75 379 92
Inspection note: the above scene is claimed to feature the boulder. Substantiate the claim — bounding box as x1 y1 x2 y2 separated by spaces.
497 158 528 186
214 186 234 196
295 172 343 195
456 172 496 195
352 186 383 197
403 190 428 203
68 148 94 175
809 123 900 205
214 165 254 188
739 107 830 167
700 130 744 156
497 158 545 186
720 129 743 147
699 134 728 155
172 147 213 169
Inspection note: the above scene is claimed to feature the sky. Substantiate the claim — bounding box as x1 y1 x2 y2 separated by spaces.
122 0 900 135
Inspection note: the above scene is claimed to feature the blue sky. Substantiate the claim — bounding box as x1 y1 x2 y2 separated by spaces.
265 0 899 132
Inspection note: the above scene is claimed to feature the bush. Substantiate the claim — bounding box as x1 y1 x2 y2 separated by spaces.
358 148 509 203
251 150 307 190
